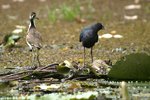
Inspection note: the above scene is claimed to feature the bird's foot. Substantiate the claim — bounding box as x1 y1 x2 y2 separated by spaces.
29 49 32 52
28 66 37 70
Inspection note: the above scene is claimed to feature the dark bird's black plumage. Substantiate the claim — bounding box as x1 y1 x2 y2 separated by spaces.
79 22 106 66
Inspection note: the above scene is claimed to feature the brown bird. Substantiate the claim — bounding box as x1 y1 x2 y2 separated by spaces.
26 12 42 68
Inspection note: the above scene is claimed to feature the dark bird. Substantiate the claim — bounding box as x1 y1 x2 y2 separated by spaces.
79 22 106 66
26 12 42 68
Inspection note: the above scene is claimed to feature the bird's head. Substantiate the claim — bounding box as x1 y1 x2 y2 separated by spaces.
94 22 106 30
30 12 39 20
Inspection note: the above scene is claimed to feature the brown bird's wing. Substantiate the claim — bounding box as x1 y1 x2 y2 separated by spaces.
26 28 42 49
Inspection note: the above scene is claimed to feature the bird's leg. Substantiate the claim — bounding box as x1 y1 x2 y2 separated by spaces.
37 48 41 67
84 47 85 67
31 49 35 68
91 47 93 63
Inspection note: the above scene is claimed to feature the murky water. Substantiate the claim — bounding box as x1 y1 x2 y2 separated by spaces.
0 0 150 99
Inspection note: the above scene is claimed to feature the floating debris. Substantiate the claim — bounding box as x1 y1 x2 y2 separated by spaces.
99 34 113 39
7 15 17 20
69 82 82 90
124 4 141 10
35 84 61 90
13 0 24 2
2 4 10 9
72 59 83 63
99 34 123 39
92 59 111 75
75 16 86 23
47 84 61 89
63 47 68 50
113 35 123 38
124 15 138 20
134 0 140 4
110 30 117 34
39 0 46 2
12 29 23 34
15 25 26 29
9 89 20 97
51 45 60 49
113 47 125 52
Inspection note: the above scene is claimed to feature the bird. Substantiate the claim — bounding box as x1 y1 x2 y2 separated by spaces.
79 22 106 66
26 12 42 68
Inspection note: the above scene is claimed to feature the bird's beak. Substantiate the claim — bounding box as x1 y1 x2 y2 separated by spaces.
36 17 39 20
102 26 106 29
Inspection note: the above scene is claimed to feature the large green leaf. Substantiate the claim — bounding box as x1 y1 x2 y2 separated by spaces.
108 53 150 79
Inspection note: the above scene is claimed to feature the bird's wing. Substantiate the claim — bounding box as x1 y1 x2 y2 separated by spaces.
79 31 84 42
33 30 42 48
27 29 42 48
80 29 94 42
79 25 93 42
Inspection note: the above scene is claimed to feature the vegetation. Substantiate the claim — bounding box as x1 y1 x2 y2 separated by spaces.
0 0 150 99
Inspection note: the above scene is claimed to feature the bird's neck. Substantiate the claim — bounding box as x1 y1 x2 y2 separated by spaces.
28 18 36 31
93 27 101 34
93 29 99 34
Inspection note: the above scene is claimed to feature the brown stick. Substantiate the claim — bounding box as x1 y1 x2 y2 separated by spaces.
35 63 59 71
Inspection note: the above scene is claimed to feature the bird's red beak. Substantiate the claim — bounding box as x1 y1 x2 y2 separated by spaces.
102 26 106 29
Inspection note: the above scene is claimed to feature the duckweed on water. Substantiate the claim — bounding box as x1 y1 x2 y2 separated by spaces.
1 0 150 99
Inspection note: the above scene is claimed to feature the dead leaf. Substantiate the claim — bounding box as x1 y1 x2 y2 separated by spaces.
2 4 10 9
72 59 83 63
111 30 117 34
99 33 112 39
63 47 68 50
113 35 123 38
12 29 23 34
15 25 26 29
92 59 110 71
124 4 141 10
92 59 111 74
75 16 86 23
69 82 82 90
124 15 138 20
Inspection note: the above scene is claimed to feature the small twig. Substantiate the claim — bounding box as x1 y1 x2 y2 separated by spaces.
35 63 59 71
73 76 89 80
3 73 33 81
36 70 57 73
1 70 33 79
19 80 61 84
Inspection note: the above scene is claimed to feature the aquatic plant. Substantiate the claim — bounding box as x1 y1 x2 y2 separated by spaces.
46 5 56 23
60 4 75 21
108 53 150 79
0 34 21 48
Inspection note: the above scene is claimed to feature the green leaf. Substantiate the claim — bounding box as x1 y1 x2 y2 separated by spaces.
56 60 74 75
56 65 70 75
3 34 21 48
108 53 150 79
